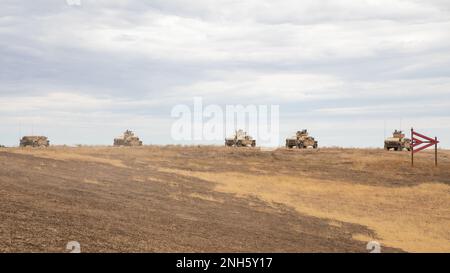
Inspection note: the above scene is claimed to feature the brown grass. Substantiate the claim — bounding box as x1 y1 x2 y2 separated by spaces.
8 148 127 168
160 169 450 252
1 146 450 252
155 147 450 252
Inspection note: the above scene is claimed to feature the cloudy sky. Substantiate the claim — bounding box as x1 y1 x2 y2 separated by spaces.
1 0 449 147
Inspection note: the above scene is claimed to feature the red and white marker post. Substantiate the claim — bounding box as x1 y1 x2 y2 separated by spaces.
411 128 439 166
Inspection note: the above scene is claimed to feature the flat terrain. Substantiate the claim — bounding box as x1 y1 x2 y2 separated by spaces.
0 146 449 253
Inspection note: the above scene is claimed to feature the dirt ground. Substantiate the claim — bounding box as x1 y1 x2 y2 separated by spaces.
0 146 449 253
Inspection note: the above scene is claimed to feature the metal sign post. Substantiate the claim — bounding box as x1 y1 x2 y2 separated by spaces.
411 128 414 166
435 137 438 166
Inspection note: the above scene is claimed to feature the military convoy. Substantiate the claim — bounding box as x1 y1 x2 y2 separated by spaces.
14 130 143 148
384 130 411 151
224 129 319 148
286 130 318 149
8 128 417 151
114 130 143 146
225 130 256 147
19 136 50 147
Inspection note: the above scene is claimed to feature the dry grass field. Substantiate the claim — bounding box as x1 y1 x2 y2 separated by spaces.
1 146 449 253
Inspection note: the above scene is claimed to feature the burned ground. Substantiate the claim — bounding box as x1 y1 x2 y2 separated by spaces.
1 146 449 252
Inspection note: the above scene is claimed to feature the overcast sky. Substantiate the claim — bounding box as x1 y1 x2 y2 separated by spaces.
1 0 449 147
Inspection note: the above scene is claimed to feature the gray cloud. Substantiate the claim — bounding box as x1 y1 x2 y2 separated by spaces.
0 0 449 147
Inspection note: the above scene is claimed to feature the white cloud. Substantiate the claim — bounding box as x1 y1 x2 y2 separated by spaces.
170 71 344 102
0 0 449 147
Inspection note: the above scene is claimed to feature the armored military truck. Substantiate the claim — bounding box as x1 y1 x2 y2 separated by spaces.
225 130 256 147
384 130 411 151
114 130 143 146
20 136 50 147
286 130 318 149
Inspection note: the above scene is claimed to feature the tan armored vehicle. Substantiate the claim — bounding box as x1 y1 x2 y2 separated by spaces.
384 130 411 151
114 130 143 146
286 129 318 149
20 136 50 147
225 130 256 147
